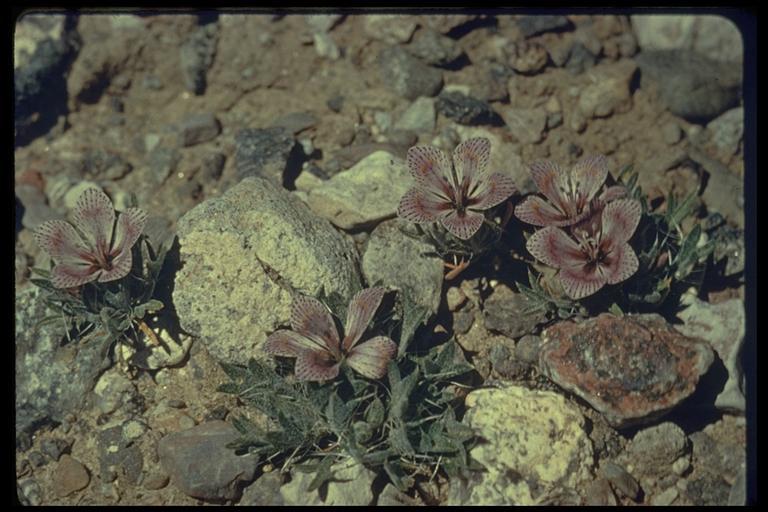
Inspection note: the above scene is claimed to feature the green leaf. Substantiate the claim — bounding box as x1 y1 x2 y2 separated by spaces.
326 390 353 435
383 459 414 492
608 303 624 316
398 296 430 357
219 361 249 383
388 420 415 456
307 456 337 493
365 397 386 427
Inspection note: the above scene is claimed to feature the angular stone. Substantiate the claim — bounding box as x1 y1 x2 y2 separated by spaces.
517 15 570 38
378 46 443 101
159 420 260 501
273 111 318 135
599 461 640 501
281 458 375 506
179 113 221 147
362 218 444 317
238 471 284 506
676 293 745 413
234 127 301 184
52 455 90 497
394 96 436 134
173 176 361 365
706 107 743 157
304 14 343 33
578 59 638 118
436 91 502 126
449 385 593 505
305 151 412 230
538 313 715 428
619 422 690 481
180 23 218 95
406 28 463 67
483 284 548 338
364 14 418 44
500 106 547 144
505 41 549 74
635 49 741 122
688 147 744 228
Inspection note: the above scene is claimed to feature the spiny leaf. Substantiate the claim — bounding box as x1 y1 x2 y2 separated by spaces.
307 456 337 493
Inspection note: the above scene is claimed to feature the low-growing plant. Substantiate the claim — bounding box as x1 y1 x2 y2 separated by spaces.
218 288 480 499
29 188 172 366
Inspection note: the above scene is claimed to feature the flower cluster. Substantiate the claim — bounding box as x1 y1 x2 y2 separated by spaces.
515 156 641 299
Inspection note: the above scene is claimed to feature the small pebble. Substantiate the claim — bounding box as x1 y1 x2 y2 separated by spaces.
327 94 344 113
600 461 640 500
205 405 230 422
52 455 91 497
166 399 187 409
662 121 683 145
651 486 679 506
672 455 691 476
40 438 70 461
28 451 46 468
446 287 467 312
143 471 170 491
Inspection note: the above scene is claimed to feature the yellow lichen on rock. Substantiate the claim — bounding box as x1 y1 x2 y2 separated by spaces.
457 385 594 505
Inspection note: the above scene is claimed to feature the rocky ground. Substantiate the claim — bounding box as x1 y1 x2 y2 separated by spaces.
15 12 747 505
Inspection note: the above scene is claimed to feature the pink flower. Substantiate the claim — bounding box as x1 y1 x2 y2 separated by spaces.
516 155 623 227
33 188 148 289
397 137 518 240
264 287 397 381
526 198 642 299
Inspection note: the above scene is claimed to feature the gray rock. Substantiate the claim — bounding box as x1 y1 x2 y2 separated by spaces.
80 148 133 180
305 151 412 230
16 184 60 229
14 14 78 146
238 472 284 506
96 422 145 486
304 14 343 33
685 474 731 506
565 42 597 74
180 22 218 95
18 478 43 506
706 107 743 157
661 121 683 145
201 152 226 182
147 146 181 184
406 28 463 67
676 293 745 413
631 14 743 63
15 286 110 439
728 465 747 505
437 91 503 126
159 421 260 501
483 285 548 338
364 15 418 44
274 111 318 135
378 46 443 101
517 15 570 38
515 334 543 365
620 422 690 480
578 59 637 119
599 461 640 501
173 176 361 365
709 223 744 276
362 219 444 317
40 438 71 461
235 127 301 184
28 450 47 467
500 107 547 144
281 458 376 506
688 147 744 228
313 32 341 60
179 113 221 147
505 40 549 74
326 94 344 113
635 49 741 122
93 369 138 416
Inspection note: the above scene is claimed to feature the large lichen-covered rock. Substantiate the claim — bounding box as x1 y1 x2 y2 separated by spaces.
362 219 443 316
539 313 714 428
449 385 594 505
173 176 361 365
16 285 110 439
305 151 412 230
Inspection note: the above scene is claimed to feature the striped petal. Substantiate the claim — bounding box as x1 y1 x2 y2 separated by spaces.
515 196 572 227
264 329 326 357
469 172 517 211
406 145 453 199
453 137 491 192
528 160 570 215
291 295 341 358
526 226 587 269
33 220 91 263
97 247 133 283
294 348 341 382
50 261 100 289
602 242 639 285
343 287 386 351
558 265 607 300
601 198 642 249
346 336 397 380
441 209 484 240
72 188 115 255
111 208 147 257
397 187 452 224
570 155 608 211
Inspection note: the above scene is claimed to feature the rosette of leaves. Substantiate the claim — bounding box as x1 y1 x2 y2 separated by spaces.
616 165 714 311
30 229 172 365
218 290 480 499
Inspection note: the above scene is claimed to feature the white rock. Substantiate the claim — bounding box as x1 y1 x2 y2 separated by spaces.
631 15 742 63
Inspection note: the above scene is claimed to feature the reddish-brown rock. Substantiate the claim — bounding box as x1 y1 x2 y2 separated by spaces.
538 313 713 428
